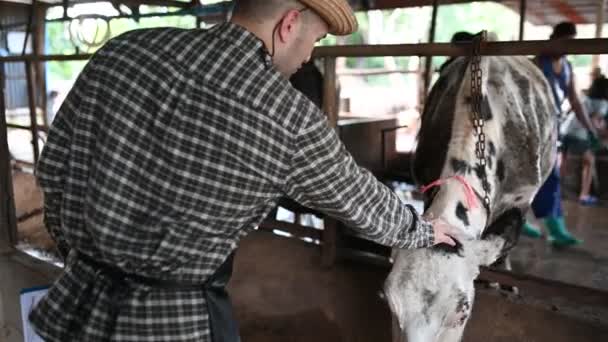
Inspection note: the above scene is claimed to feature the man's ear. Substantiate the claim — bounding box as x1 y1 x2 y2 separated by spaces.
278 9 302 43
481 208 524 257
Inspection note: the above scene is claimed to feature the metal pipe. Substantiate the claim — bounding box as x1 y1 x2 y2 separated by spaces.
591 0 606 69
519 0 527 41
423 0 440 98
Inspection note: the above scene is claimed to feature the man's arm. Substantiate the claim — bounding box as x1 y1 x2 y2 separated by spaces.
282 105 452 249
569 75 598 137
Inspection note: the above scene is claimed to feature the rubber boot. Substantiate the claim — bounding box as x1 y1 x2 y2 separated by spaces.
522 222 542 238
544 216 582 246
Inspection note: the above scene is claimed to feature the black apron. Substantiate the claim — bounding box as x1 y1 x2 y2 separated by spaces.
77 252 240 342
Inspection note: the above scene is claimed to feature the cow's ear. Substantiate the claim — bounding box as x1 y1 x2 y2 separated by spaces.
470 236 504 266
470 208 524 266
481 208 524 256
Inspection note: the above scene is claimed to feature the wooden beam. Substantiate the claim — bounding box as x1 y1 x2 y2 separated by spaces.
321 57 339 267
0 62 19 251
118 0 193 9
321 218 338 267
312 38 608 58
591 0 606 69
0 53 93 62
423 0 439 99
323 57 338 128
25 61 40 163
3 38 608 65
337 68 419 76
0 0 192 7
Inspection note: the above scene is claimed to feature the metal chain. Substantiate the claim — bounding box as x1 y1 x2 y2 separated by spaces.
470 31 491 210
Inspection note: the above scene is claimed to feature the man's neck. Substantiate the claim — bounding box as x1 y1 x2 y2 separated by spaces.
229 17 273 54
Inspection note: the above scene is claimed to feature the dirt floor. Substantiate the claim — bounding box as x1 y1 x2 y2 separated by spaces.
12 171 55 253
230 232 608 342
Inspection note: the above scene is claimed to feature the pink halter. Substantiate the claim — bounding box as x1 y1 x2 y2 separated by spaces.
420 175 479 210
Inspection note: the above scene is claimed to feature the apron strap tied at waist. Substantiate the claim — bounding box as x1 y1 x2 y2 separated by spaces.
76 252 240 342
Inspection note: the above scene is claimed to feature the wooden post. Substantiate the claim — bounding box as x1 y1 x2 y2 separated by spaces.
0 61 18 251
591 0 606 70
25 61 40 163
321 219 338 267
34 3 49 129
321 57 338 267
519 0 527 41
422 0 439 99
323 57 338 127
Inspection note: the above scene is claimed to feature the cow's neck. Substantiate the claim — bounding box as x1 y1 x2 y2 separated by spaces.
424 177 490 239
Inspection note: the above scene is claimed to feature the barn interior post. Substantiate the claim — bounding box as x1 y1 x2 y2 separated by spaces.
321 56 338 267
591 0 606 70
0 61 18 252
33 3 49 130
25 60 40 164
422 0 439 98
519 0 527 41
323 57 338 128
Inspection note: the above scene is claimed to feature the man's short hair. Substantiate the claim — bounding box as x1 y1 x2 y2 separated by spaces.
232 0 303 20
551 21 577 39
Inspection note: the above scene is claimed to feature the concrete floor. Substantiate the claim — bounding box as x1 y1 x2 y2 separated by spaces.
511 200 608 291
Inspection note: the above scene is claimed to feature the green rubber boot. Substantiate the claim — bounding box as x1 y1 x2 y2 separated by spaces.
522 222 542 238
544 216 582 247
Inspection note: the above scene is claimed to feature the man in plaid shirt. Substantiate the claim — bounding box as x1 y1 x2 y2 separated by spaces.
30 0 458 341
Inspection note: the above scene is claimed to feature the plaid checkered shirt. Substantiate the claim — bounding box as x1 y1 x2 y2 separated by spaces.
30 22 434 341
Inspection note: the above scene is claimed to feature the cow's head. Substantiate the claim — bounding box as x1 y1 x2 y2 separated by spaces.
385 56 556 342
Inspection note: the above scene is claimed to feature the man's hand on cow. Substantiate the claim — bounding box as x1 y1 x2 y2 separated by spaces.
428 217 462 246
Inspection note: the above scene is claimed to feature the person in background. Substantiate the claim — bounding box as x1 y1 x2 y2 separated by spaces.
561 98 607 206
523 22 599 246
45 90 59 125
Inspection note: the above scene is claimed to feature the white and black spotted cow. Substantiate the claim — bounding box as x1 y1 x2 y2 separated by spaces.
384 56 557 342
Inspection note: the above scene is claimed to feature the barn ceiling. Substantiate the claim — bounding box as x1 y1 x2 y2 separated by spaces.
0 0 606 26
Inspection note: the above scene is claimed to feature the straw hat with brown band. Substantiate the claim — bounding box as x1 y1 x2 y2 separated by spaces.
298 0 358 35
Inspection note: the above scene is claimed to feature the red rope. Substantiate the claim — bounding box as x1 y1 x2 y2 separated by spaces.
421 175 478 210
